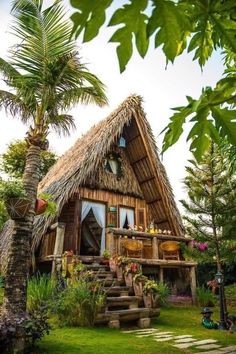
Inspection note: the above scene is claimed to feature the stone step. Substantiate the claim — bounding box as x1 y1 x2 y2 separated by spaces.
106 295 140 309
104 286 132 296
85 264 110 271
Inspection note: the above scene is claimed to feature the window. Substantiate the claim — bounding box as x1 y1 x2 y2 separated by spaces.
104 153 122 179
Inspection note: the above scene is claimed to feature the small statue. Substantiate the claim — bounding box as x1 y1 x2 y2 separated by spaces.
201 307 218 329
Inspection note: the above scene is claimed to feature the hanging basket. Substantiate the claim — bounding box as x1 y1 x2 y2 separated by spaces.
5 197 32 220
35 198 48 215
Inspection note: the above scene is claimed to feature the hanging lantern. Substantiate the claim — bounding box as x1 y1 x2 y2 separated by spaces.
118 136 126 148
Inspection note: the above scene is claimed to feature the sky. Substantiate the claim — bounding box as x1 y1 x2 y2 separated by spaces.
0 0 224 210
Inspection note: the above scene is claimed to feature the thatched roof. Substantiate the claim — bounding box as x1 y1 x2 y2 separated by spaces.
0 94 184 272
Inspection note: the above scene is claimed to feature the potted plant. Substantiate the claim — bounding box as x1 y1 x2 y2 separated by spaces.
116 256 129 282
109 254 118 273
0 179 31 220
101 249 111 265
123 262 142 287
133 273 148 296
142 279 160 308
35 193 57 216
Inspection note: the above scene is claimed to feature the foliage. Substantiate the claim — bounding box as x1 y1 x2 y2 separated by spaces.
181 141 236 270
0 200 8 232
225 283 236 302
196 286 216 307
143 279 159 294
0 178 26 201
133 273 147 284
24 308 51 347
156 282 170 307
102 249 111 259
54 272 106 327
37 193 57 217
116 255 130 267
70 0 236 161
123 261 141 276
0 140 57 180
27 274 57 313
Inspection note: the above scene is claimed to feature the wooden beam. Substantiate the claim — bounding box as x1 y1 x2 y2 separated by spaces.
73 194 81 255
51 222 66 276
155 219 169 225
130 155 147 165
139 176 156 185
126 133 141 144
190 266 197 305
146 197 162 204
109 228 193 242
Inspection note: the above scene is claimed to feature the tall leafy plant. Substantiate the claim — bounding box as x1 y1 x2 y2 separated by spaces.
181 141 236 271
70 0 236 162
0 0 107 351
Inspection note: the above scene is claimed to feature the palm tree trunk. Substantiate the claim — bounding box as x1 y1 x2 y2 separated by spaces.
1 144 41 351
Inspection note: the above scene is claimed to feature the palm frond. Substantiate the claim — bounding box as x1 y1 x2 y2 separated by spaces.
48 114 76 137
0 90 32 122
10 0 74 80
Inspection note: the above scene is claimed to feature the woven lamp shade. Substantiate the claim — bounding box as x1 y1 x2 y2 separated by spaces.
123 239 143 252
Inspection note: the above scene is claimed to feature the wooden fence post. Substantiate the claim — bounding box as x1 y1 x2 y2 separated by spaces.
51 222 66 276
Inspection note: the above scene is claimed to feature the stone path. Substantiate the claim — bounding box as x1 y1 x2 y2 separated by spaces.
122 328 236 353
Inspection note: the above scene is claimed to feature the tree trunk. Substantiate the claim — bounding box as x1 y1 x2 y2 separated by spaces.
1 144 41 351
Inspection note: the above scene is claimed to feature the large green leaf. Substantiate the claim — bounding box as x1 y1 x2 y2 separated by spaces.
212 107 236 146
108 0 149 72
148 0 191 62
70 0 112 41
161 105 193 153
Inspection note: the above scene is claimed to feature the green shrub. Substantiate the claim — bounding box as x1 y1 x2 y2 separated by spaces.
156 283 170 306
27 274 57 312
54 272 106 327
196 286 216 307
225 283 236 301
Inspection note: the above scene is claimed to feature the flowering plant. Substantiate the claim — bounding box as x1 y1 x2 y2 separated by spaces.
63 250 74 257
192 240 208 252
143 279 159 294
116 256 129 267
133 273 147 284
124 262 141 276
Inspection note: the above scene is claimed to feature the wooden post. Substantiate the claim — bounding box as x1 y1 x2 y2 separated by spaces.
152 237 159 259
51 222 66 276
190 266 197 305
73 194 81 255
159 267 164 283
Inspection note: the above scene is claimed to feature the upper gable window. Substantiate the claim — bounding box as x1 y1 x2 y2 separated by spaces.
104 153 122 179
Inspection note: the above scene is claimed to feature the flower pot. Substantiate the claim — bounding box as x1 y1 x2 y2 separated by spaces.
133 282 143 296
116 266 123 282
35 198 48 215
143 293 153 308
5 197 32 220
109 259 117 273
124 273 133 287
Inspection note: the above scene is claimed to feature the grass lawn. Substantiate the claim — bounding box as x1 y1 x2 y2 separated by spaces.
38 306 236 354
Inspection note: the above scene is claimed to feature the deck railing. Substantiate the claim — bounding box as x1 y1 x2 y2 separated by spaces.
106 228 193 261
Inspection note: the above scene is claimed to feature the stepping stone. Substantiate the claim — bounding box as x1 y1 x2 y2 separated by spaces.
153 332 173 336
154 336 174 342
219 346 236 353
174 337 197 343
174 335 194 339
174 339 217 349
122 328 157 333
136 334 157 337
196 344 222 350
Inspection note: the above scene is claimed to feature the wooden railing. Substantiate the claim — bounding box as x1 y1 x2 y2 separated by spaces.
106 228 193 261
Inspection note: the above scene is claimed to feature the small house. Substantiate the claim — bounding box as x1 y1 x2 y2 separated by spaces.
0 95 197 303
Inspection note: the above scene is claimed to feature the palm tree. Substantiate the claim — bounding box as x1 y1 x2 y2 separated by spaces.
0 0 107 348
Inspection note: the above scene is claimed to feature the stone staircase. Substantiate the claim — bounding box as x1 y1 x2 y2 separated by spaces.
80 257 160 329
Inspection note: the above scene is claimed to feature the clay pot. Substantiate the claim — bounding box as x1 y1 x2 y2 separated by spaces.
143 293 153 308
35 198 48 215
116 266 123 282
124 273 133 287
133 282 143 296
